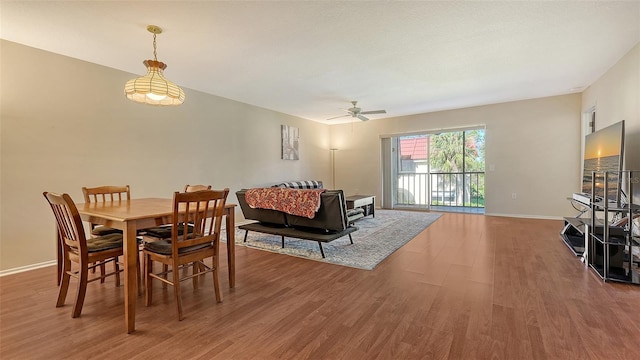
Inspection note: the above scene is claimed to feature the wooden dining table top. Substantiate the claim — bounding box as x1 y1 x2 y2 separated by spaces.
79 197 177 219
78 198 235 222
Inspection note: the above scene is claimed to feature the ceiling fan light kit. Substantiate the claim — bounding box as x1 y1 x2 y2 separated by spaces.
124 25 185 106
327 101 386 121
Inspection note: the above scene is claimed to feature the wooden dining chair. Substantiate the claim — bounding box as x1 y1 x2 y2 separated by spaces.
44 192 124 318
80 185 133 281
82 185 131 236
143 188 229 321
142 184 212 240
141 185 214 287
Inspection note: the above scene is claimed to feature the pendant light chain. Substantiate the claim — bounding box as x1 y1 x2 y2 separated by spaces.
152 33 158 62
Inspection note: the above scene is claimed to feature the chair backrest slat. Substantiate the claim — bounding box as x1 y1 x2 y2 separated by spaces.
81 185 130 233
184 184 212 193
82 185 131 204
171 189 229 252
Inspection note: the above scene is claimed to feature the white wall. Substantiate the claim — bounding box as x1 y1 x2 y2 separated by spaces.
0 40 330 271
582 42 640 173
330 95 583 219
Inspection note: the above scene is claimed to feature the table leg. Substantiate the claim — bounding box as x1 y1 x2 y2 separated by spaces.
123 223 138 333
226 208 235 288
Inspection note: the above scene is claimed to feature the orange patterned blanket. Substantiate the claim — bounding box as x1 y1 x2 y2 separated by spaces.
245 188 325 219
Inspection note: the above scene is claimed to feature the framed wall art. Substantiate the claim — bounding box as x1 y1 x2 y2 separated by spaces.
281 125 299 160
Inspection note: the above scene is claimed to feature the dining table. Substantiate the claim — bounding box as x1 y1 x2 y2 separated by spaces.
73 198 237 334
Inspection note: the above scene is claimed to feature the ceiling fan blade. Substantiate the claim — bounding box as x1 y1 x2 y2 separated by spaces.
326 114 350 120
360 110 386 115
357 114 369 121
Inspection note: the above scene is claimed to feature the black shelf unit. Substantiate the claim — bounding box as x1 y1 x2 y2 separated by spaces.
560 216 589 256
587 170 640 285
560 197 594 256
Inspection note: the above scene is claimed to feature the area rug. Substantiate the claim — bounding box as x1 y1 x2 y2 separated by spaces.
230 209 441 270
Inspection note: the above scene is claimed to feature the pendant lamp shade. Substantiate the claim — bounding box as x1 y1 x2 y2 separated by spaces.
124 25 185 106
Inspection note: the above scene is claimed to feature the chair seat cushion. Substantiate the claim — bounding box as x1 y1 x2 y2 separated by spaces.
142 223 193 240
143 239 211 255
87 233 123 252
91 226 122 236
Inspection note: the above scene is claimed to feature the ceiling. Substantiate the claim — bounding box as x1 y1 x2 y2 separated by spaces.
1 1 639 124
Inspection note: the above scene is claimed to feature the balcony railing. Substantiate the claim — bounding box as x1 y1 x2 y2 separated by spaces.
395 172 485 208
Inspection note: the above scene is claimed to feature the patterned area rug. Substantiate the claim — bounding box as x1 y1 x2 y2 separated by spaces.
231 209 442 270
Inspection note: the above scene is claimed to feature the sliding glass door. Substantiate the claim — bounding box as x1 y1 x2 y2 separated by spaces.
391 128 485 212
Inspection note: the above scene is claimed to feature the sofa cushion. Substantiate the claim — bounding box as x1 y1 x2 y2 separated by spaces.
275 180 323 189
245 188 325 219
236 189 287 226
285 190 349 231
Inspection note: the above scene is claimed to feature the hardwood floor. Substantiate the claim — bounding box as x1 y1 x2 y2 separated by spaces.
2 213 639 359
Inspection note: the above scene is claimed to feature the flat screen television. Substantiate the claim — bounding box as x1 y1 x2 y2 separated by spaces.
581 120 625 202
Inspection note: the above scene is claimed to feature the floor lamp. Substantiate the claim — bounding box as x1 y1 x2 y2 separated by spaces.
330 148 338 189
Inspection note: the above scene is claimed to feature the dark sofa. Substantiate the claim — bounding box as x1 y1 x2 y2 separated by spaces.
236 189 359 257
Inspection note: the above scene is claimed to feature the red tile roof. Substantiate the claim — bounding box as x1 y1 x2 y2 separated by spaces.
399 137 428 160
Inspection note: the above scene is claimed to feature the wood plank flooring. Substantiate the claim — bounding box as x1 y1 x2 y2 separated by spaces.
2 213 639 359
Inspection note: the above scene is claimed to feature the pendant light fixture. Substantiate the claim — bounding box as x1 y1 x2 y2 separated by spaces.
124 25 185 106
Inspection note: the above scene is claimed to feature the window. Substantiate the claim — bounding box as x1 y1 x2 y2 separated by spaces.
392 128 485 210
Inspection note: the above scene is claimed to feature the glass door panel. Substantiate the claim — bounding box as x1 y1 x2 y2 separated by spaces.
393 129 485 212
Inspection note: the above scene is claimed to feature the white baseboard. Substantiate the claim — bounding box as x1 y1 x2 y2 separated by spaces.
0 260 56 277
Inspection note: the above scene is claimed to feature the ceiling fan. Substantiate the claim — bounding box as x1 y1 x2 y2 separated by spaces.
327 101 386 121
